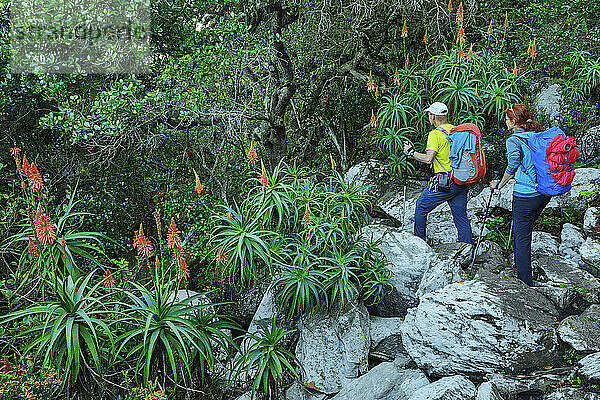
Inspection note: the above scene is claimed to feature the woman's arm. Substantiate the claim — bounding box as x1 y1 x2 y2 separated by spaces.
489 136 520 190
490 171 514 190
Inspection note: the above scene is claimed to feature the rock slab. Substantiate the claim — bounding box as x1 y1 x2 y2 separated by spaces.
295 304 370 394
369 316 408 361
578 352 600 383
407 375 476 400
330 359 429 400
475 382 503 400
558 304 600 351
362 224 436 317
401 276 561 377
544 388 600 400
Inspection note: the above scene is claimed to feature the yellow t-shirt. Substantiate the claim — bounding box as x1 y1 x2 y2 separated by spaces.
426 123 454 173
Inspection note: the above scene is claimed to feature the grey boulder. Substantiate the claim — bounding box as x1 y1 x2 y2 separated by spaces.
241 283 278 353
407 375 476 400
535 83 562 123
295 303 370 394
580 237 600 270
468 182 515 212
579 125 600 165
416 256 467 298
330 359 429 400
544 388 600 400
532 231 559 259
345 160 387 199
584 207 599 236
400 276 561 377
286 382 326 400
578 352 600 383
369 316 408 361
560 223 585 266
534 284 577 309
534 256 600 303
558 304 600 351
486 367 575 397
546 168 600 211
475 382 503 400
377 181 428 229
362 224 436 317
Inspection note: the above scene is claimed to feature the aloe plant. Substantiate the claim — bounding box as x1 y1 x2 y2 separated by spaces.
234 317 299 399
0 271 113 384
211 202 274 284
114 278 235 385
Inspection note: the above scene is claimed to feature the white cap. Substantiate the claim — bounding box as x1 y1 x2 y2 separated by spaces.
424 102 448 116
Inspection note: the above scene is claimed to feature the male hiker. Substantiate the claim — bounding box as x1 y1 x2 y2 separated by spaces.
403 102 473 244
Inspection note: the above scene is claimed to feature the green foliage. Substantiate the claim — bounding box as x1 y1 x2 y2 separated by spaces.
562 348 585 365
211 202 274 284
360 260 393 306
1 271 113 384
211 161 388 316
1 161 110 304
538 208 581 229
115 277 235 385
0 356 64 400
117 376 167 400
484 215 512 251
274 263 327 319
234 317 299 399
323 249 361 308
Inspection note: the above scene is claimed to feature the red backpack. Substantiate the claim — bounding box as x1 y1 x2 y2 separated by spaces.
438 123 486 185
514 127 578 195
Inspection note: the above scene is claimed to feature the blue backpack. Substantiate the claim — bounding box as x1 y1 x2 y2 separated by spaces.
514 127 579 196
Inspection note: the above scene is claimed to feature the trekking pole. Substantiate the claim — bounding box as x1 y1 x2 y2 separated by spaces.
402 155 407 228
469 170 500 278
506 219 513 252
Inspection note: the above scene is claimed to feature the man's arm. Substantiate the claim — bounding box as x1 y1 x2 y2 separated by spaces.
403 142 437 164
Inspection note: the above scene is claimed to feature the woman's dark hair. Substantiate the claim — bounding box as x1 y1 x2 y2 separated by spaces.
506 104 544 132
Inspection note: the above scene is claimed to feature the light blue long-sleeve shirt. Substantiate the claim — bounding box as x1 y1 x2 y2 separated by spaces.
505 128 541 197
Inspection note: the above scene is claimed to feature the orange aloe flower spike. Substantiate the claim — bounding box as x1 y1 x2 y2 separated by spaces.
193 168 203 195
35 213 56 246
456 2 464 24
260 159 269 190
330 153 337 175
104 269 116 291
457 24 465 43
423 29 429 44
448 0 453 13
503 12 508 28
167 218 183 249
302 203 312 230
247 141 258 165
487 20 493 36
401 21 408 38
370 110 377 128
367 71 375 92
28 162 43 192
28 237 38 258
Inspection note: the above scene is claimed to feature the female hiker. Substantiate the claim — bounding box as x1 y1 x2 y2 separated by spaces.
489 104 548 287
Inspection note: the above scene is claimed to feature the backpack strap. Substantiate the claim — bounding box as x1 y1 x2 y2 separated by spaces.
433 127 451 175
436 126 451 139
512 135 538 190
